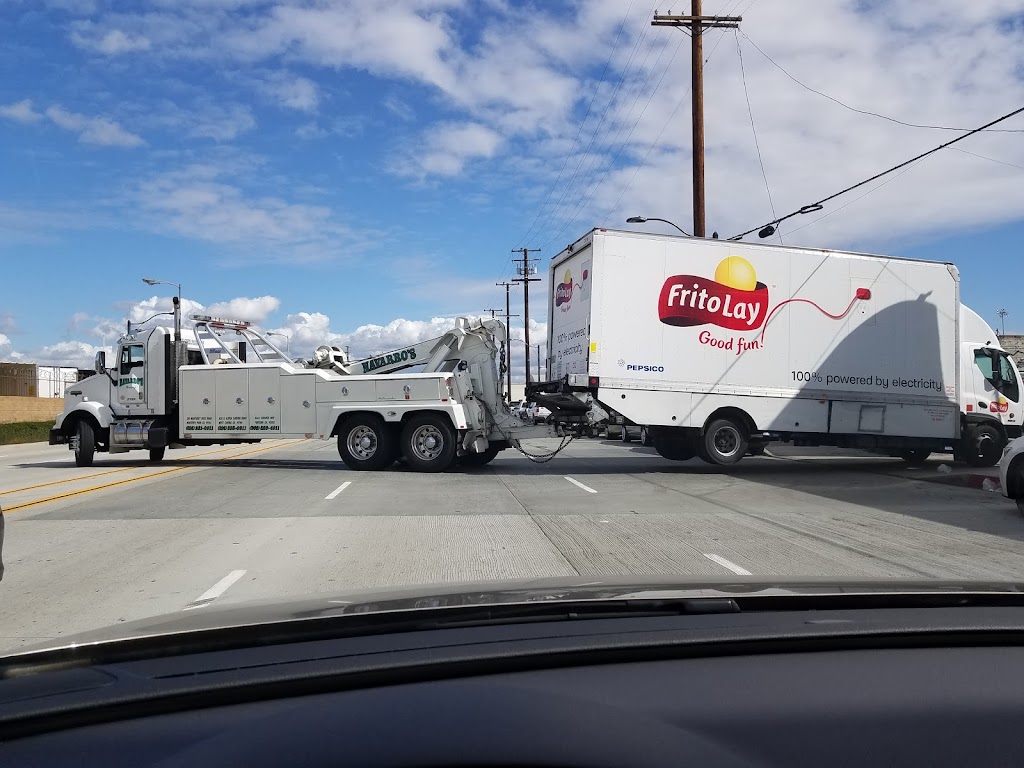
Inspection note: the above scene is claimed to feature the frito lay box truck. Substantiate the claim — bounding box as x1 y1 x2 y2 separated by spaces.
542 229 1022 467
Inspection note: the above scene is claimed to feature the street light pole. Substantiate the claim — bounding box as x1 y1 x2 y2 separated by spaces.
625 216 690 236
998 308 1008 336
268 332 290 354
142 278 182 343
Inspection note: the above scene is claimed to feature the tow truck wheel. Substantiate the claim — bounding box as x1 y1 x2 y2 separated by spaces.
402 414 456 473
701 418 749 466
620 425 632 443
640 427 651 446
962 423 1003 468
74 421 95 468
148 447 165 462
459 446 500 468
337 415 396 471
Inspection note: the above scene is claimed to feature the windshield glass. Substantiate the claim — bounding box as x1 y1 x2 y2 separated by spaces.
1 0 1024 654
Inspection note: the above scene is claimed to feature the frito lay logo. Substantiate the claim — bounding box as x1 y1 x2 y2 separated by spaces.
658 256 768 330
555 267 588 307
992 397 1009 413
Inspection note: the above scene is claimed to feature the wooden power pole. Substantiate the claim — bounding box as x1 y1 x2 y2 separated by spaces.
652 3 741 237
511 248 541 386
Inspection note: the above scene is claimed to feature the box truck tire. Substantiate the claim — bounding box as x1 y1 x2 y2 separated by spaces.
701 418 749 466
900 449 930 466
337 415 397 471
653 432 696 462
74 420 95 468
961 423 1003 468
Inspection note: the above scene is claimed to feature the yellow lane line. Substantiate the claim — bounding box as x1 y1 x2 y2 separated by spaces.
3 440 307 514
0 444 247 498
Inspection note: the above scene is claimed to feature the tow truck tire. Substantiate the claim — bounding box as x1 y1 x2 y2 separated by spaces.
620 425 632 443
640 427 651 446
962 423 1003 468
148 447 166 462
459 446 500 468
74 420 96 467
402 414 456 473
700 418 749 466
337 415 396 471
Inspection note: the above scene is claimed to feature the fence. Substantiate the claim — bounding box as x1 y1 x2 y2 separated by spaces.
0 371 82 398
0 396 63 425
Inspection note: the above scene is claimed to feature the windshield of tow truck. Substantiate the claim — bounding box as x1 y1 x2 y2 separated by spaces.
2 1 1024 655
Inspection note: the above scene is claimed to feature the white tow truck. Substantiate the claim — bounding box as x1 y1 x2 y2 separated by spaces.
51 304 598 471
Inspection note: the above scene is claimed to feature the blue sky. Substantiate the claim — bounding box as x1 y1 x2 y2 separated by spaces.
2 0 1023 377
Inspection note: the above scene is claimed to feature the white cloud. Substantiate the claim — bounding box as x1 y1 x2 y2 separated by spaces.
45 105 144 147
206 296 281 324
134 164 359 261
29 340 110 369
187 103 256 141
260 72 319 112
295 122 327 140
0 99 43 123
396 121 502 178
382 94 415 121
0 333 15 361
70 27 152 55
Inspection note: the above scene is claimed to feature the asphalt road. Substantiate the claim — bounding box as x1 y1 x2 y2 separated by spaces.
0 436 1020 654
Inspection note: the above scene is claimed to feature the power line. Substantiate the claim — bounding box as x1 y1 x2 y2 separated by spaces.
781 158 926 238
739 30 1024 134
729 104 1024 240
592 21 731 238
952 147 1024 171
527 1 660 250
735 30 779 242
540 26 686 249
513 0 638 251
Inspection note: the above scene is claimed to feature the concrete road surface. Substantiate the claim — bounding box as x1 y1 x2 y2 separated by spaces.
1 436 1021 654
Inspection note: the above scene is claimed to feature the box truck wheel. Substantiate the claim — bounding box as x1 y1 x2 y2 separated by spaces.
653 433 695 462
402 414 456 473
73 420 96 468
337 415 397 471
701 418 749 466
899 449 930 466
961 423 1003 468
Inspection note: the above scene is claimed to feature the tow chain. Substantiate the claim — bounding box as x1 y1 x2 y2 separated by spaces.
481 401 574 463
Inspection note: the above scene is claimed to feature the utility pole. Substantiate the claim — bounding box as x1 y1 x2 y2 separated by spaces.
495 282 520 401
536 344 541 382
998 308 1008 336
652 3 741 237
511 248 541 385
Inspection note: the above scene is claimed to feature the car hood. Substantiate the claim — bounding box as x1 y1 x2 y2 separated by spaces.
11 576 1024 656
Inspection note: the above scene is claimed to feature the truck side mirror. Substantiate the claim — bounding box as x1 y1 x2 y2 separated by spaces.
94 350 106 373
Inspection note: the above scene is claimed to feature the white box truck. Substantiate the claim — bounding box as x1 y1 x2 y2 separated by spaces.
541 229 1022 467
